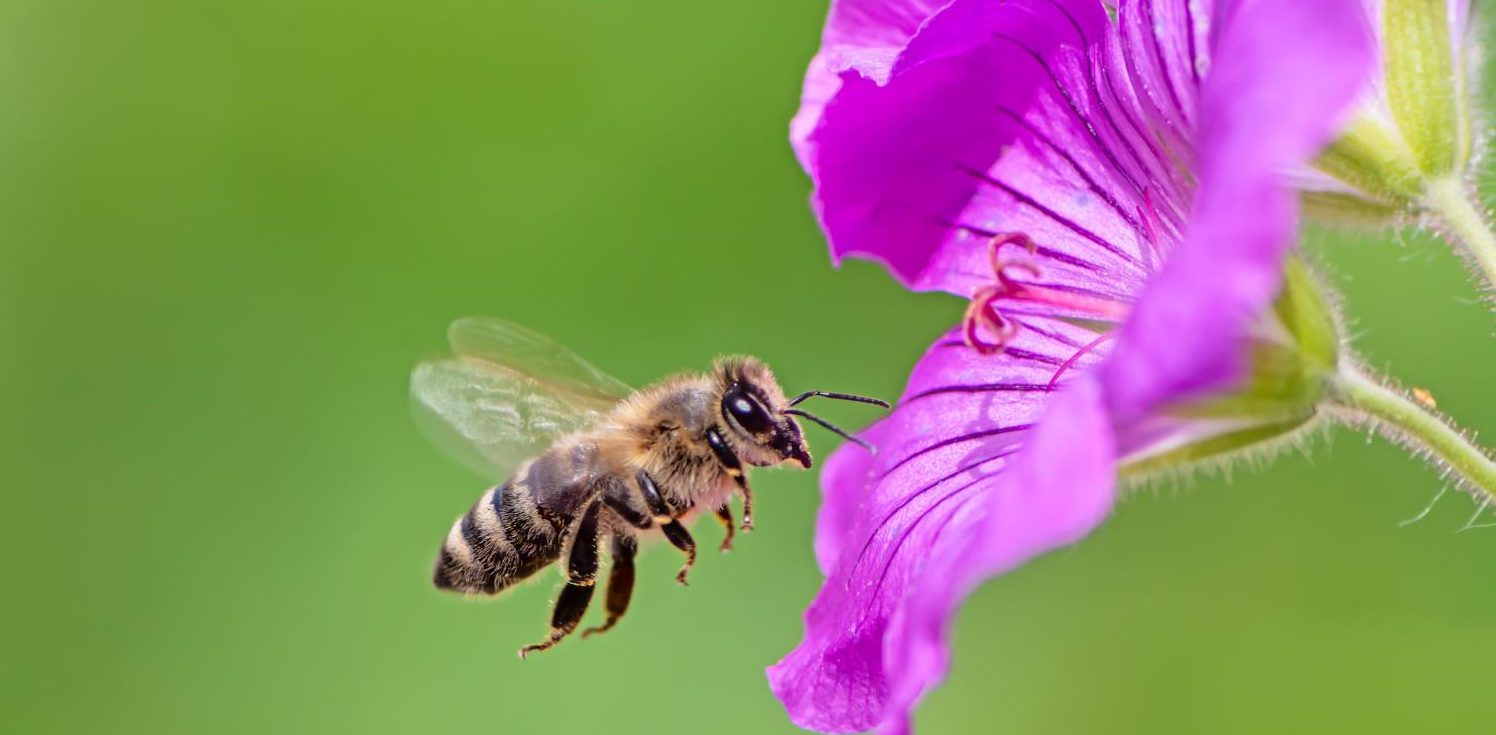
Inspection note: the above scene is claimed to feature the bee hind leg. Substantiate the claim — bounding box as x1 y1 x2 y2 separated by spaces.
519 500 602 659
581 536 637 639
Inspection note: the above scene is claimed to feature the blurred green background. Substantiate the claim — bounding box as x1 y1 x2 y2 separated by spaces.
3 1 1493 733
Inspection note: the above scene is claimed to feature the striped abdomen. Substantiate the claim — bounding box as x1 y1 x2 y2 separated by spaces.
433 478 567 595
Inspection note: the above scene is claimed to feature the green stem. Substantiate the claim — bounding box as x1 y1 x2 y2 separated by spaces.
1425 177 1496 295
1328 363 1496 505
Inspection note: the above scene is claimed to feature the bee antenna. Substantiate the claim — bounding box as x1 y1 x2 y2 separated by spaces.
787 391 891 409
784 409 876 453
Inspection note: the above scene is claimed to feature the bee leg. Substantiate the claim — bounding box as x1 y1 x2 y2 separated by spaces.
714 505 735 552
736 484 755 533
636 470 697 586
581 537 637 639
706 427 754 532
602 495 652 530
660 521 697 586
519 499 602 659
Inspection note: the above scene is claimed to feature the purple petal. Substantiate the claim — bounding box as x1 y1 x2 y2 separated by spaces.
1101 0 1373 426
1449 0 1469 41
769 318 1110 733
814 433 878 574
805 0 1167 295
1114 0 1208 160
792 0 952 166
880 376 1116 735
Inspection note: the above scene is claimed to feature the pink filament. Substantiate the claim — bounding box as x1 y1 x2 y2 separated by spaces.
1046 331 1115 389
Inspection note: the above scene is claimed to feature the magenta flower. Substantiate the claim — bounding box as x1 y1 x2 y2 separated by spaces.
770 1 1372 733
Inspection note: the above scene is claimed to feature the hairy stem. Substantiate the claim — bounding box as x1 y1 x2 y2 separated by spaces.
1424 177 1496 297
1328 363 1496 505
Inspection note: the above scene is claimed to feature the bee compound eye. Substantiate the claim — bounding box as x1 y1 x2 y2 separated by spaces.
725 388 774 435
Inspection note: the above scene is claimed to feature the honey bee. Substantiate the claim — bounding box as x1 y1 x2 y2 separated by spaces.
412 317 887 657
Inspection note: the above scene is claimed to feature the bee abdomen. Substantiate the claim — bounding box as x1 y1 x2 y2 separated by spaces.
432 480 564 595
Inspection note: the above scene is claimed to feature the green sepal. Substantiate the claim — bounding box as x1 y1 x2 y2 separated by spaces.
1272 256 1339 372
1313 115 1424 203
1119 417 1314 480
1299 191 1403 229
1384 0 1459 176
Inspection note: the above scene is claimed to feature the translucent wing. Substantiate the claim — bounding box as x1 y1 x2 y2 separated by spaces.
411 317 632 480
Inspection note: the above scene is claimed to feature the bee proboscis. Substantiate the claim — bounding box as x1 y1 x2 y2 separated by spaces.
412 317 887 657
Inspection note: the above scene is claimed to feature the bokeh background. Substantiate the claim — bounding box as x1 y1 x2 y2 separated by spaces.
3 1 1494 733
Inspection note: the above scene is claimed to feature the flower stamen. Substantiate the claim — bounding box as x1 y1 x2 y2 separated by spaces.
1046 331 1115 389
962 285 1019 354
962 233 1131 355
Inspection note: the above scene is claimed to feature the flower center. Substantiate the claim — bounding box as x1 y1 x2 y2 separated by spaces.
962 233 1132 355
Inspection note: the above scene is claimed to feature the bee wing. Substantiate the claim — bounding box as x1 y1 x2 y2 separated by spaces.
411 317 632 480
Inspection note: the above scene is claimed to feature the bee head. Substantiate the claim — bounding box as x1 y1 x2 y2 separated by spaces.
714 357 813 469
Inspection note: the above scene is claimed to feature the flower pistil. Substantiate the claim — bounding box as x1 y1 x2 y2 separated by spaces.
962 232 1132 355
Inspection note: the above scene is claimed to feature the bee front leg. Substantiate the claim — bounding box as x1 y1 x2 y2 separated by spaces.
736 483 754 533
519 499 602 659
706 427 754 532
581 536 637 640
635 469 697 586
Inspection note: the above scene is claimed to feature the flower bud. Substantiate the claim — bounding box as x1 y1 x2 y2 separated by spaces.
1307 0 1475 224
